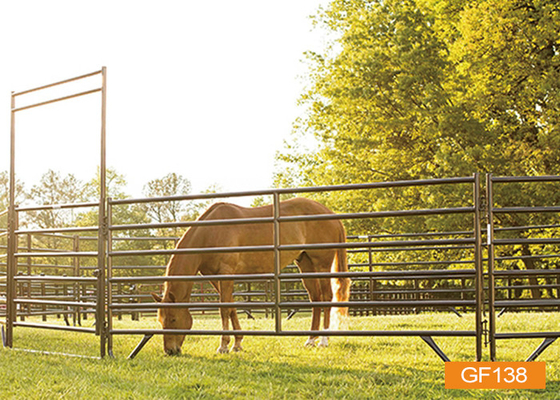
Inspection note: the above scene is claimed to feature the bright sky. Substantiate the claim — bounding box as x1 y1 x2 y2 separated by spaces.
0 1 329 201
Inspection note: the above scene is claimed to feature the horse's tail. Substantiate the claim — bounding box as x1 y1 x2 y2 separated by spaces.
330 231 350 330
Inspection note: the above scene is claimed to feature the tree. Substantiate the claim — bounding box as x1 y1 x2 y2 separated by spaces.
276 0 560 298
278 0 479 234
26 170 86 229
75 167 150 230
83 167 130 202
450 0 560 298
279 0 560 191
74 168 153 271
143 173 193 224
0 172 25 239
0 171 26 213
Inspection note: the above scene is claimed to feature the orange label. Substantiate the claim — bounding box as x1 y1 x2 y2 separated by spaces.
445 362 546 389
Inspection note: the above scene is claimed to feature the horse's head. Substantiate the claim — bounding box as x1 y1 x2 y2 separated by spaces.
152 291 193 356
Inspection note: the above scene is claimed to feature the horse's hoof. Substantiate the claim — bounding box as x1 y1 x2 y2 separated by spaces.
217 346 230 354
318 337 329 348
232 346 243 353
304 338 317 347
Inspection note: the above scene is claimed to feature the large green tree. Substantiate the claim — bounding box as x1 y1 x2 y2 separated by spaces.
277 0 560 297
280 0 560 183
278 0 560 217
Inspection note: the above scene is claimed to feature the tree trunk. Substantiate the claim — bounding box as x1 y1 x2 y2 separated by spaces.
521 244 542 299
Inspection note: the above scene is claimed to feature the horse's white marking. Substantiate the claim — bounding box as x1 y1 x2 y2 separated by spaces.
305 337 317 347
318 336 329 347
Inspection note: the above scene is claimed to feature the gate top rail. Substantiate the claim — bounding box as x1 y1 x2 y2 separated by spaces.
109 176 476 206
491 175 560 183
12 69 103 97
11 69 105 113
493 206 560 214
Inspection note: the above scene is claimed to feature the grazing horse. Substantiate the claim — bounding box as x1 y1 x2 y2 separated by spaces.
152 197 350 355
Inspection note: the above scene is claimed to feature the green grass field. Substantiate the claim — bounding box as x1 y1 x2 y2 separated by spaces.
1 312 558 399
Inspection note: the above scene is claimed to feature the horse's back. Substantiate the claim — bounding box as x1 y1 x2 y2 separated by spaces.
193 198 344 248
199 198 332 220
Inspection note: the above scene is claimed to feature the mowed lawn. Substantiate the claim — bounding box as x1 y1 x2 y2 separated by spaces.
1 312 558 399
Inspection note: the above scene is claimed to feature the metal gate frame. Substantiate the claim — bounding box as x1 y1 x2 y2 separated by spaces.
3 68 107 357
486 174 560 361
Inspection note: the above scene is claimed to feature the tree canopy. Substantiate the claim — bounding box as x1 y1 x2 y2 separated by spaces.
276 0 560 226
278 0 560 184
273 0 560 298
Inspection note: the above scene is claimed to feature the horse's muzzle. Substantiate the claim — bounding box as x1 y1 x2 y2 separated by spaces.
165 347 182 356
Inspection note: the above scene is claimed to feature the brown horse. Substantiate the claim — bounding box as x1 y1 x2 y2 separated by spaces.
152 197 350 355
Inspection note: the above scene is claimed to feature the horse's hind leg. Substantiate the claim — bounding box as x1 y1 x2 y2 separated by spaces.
301 277 322 347
298 251 335 348
217 280 234 354
297 253 323 347
230 309 243 352
318 278 333 347
217 280 244 353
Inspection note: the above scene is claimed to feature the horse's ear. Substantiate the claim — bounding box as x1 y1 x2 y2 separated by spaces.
151 292 162 303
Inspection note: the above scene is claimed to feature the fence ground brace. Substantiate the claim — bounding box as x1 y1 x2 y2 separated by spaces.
1 69 558 361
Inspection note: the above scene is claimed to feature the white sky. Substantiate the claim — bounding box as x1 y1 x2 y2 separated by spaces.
0 1 329 201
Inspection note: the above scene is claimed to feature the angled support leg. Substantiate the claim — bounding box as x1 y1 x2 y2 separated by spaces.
526 337 557 362
421 336 450 362
244 310 255 320
127 334 154 360
287 309 298 320
447 307 462 318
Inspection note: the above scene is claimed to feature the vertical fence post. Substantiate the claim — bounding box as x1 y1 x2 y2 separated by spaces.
368 235 374 317
5 91 17 348
272 192 282 333
73 235 80 326
473 173 483 361
486 173 496 361
106 198 114 357
96 66 108 358
24 234 32 321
